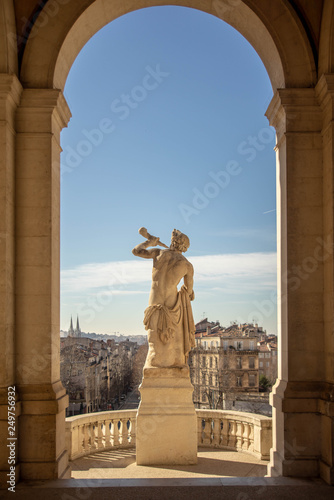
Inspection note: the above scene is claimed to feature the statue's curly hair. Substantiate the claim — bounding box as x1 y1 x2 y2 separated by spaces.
174 233 190 253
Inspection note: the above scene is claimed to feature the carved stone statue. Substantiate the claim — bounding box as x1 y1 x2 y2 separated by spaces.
132 228 195 370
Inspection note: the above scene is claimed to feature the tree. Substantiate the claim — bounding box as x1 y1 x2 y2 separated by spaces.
259 374 271 392
130 343 148 390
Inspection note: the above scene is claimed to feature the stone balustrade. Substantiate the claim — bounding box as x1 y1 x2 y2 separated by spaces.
196 409 272 460
66 410 137 461
66 409 272 461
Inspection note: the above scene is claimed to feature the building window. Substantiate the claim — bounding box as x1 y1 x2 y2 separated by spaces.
250 341 254 350
211 341 214 348
223 340 228 350
249 357 255 369
265 353 270 358
259 353 264 358
210 357 213 368
215 376 218 387
259 361 263 368
215 357 218 368
202 392 207 402
266 361 270 367
236 376 242 387
237 357 242 369
203 341 207 349
202 374 206 384
249 374 255 387
209 375 212 385
202 356 206 367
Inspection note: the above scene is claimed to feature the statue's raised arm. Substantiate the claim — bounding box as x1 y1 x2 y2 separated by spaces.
132 227 196 371
132 227 168 259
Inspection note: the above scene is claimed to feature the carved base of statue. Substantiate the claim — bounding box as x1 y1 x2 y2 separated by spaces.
136 367 197 465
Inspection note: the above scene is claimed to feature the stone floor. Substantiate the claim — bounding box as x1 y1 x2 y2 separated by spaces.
70 447 268 479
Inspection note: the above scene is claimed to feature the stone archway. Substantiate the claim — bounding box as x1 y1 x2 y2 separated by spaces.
1 0 333 486
19 0 317 91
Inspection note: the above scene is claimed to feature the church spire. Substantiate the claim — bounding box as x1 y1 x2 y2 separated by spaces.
68 316 74 337
74 315 81 337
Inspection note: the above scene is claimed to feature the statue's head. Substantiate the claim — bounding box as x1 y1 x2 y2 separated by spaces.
171 229 190 253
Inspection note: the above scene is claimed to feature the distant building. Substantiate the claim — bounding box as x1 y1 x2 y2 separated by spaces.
258 341 278 384
189 320 275 409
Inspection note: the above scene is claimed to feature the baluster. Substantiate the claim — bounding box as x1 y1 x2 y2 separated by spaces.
228 420 237 448
210 419 214 444
79 425 85 454
197 415 203 445
236 421 243 449
94 422 99 450
221 418 228 446
84 423 91 454
105 419 111 449
202 418 211 445
248 424 254 452
113 418 120 447
97 421 103 451
242 423 250 450
212 417 220 446
130 416 136 446
121 418 129 447
91 423 97 451
109 420 115 447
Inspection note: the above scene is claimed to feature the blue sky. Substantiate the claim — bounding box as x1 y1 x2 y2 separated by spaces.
60 6 277 336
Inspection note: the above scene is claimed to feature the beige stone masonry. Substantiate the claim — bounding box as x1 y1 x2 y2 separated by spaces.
266 89 327 479
136 368 197 465
0 74 22 487
315 74 334 484
14 88 71 481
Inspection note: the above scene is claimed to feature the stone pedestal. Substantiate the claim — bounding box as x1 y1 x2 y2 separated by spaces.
136 367 197 465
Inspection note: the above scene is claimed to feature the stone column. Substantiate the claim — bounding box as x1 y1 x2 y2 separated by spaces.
316 74 334 484
0 74 22 487
266 88 326 479
15 89 71 480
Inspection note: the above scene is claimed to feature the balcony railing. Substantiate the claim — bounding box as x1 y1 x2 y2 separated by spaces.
66 409 271 461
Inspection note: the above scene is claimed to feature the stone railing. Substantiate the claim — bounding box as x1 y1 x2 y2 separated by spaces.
65 409 271 461
197 409 272 460
66 410 137 461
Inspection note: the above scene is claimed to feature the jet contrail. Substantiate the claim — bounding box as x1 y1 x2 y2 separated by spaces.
263 209 276 214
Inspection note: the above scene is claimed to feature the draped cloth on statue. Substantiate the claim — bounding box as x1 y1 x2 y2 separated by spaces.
143 285 195 359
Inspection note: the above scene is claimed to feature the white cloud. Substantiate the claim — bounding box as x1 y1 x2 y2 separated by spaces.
61 252 276 293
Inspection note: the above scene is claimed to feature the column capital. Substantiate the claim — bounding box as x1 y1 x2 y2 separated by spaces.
0 74 22 104
0 74 22 127
17 88 71 134
315 73 334 104
315 74 334 134
266 88 322 141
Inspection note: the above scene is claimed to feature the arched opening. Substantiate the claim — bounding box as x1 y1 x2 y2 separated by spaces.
12 0 331 487
59 4 277 443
